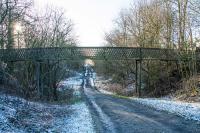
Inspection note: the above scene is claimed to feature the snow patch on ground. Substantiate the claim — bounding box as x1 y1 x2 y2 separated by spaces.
48 102 94 133
133 98 200 122
65 102 94 133
60 76 83 87
58 75 83 98
0 99 95 132
0 74 95 133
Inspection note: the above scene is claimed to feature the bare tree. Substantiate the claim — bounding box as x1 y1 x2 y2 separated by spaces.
102 0 200 97
23 8 76 48
0 0 32 49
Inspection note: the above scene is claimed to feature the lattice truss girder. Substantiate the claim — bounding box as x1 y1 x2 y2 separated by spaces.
0 47 199 61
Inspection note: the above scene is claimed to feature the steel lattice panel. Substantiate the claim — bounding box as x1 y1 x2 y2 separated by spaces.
0 47 199 61
142 48 166 60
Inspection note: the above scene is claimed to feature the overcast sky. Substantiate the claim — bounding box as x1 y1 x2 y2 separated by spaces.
33 0 133 46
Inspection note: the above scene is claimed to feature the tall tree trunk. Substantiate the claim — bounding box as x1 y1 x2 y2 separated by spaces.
7 8 14 49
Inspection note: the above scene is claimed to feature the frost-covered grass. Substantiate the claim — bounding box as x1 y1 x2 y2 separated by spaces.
0 95 94 132
133 98 200 122
47 102 94 133
0 74 95 133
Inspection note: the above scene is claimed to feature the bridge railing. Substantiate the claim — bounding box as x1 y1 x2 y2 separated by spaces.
0 47 199 61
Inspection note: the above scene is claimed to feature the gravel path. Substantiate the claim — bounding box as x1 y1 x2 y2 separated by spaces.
84 87 200 133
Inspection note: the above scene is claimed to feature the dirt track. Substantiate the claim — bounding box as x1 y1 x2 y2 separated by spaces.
84 87 200 133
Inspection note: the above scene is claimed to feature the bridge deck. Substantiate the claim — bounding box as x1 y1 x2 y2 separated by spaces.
0 47 198 61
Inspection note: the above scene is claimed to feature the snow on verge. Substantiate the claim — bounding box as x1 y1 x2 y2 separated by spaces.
48 102 95 133
133 98 200 121
0 94 95 133
0 73 95 133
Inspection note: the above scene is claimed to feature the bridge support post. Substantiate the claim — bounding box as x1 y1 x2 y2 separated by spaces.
139 60 142 97
136 60 142 97
135 60 138 94
36 61 41 97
